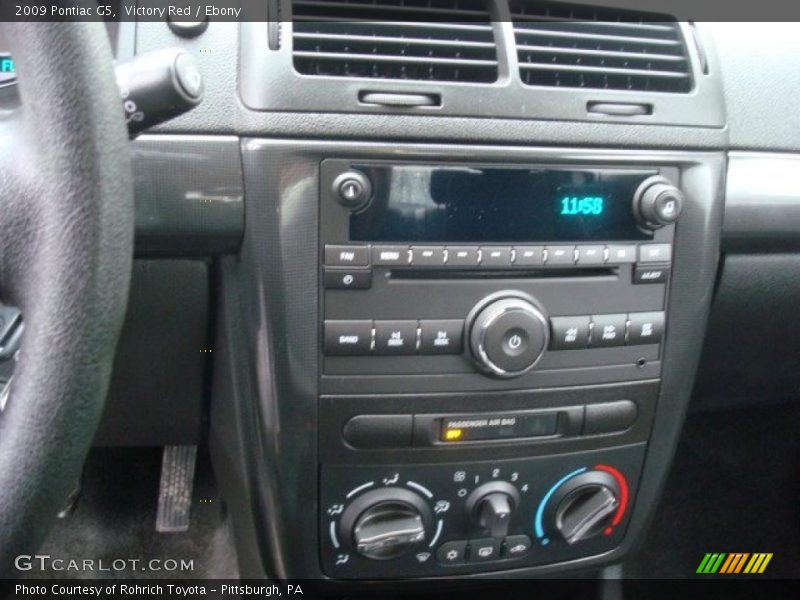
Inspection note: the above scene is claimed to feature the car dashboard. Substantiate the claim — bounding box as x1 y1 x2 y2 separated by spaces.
2 7 799 586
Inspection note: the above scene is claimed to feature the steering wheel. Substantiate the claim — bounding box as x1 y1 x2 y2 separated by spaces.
0 23 133 572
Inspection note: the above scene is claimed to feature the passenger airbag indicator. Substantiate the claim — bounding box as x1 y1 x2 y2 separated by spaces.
440 413 558 442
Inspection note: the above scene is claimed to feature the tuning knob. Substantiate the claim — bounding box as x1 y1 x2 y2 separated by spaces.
339 488 433 560
465 481 521 538
548 471 620 545
633 176 684 230
467 293 549 378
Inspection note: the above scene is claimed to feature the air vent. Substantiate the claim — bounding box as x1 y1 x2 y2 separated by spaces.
510 1 692 93
292 0 498 84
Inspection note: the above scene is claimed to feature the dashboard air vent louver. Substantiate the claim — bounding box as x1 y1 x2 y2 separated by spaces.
510 1 692 93
292 0 499 84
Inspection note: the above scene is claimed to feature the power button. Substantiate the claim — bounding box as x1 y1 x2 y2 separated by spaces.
332 170 372 210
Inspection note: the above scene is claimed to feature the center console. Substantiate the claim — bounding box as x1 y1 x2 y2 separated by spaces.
227 140 724 581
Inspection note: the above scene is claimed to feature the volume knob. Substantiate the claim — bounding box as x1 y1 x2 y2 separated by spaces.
468 293 549 378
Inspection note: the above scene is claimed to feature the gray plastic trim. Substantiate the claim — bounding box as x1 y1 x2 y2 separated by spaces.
723 152 800 251
131 135 244 256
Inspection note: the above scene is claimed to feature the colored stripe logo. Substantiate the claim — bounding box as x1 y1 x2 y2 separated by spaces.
696 553 772 574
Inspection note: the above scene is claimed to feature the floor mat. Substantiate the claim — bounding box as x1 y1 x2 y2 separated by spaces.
26 446 239 579
625 402 800 580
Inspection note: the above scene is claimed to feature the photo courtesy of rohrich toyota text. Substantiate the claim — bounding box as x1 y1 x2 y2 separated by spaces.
2 0 800 599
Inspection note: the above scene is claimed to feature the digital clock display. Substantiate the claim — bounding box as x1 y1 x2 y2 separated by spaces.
349 165 655 242
0 56 14 74
560 196 605 217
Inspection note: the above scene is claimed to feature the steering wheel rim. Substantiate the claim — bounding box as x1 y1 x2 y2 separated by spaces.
0 23 133 573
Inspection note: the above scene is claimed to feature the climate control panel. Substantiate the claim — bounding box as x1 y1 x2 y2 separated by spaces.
320 445 644 578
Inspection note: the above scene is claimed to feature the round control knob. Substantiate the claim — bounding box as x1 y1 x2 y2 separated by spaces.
468 293 549 378
332 170 372 211
339 488 433 560
465 481 521 538
548 471 620 545
633 176 684 230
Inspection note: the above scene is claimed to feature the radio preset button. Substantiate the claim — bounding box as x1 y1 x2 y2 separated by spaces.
638 243 672 263
590 314 627 348
628 312 665 345
374 320 418 355
513 246 545 267
323 268 371 290
606 245 637 264
576 245 606 266
324 244 369 267
419 320 463 355
410 246 446 267
372 245 410 266
550 316 591 350
446 246 479 267
324 320 372 355
545 245 576 266
480 247 512 268
634 265 670 284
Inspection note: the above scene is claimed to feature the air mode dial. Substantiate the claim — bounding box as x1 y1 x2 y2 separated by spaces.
468 293 549 378
339 488 433 560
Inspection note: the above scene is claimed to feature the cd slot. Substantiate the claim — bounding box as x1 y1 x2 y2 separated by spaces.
389 267 617 280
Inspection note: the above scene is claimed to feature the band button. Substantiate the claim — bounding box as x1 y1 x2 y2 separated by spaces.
324 320 372 355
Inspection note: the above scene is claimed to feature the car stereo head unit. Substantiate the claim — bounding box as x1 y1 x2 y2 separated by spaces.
319 159 681 387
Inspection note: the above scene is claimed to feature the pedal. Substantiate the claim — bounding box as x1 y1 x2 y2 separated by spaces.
156 445 197 533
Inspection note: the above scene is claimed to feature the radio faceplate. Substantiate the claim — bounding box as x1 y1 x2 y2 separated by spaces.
320 159 676 393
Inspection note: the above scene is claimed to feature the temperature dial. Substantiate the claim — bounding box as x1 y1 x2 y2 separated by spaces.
545 470 621 545
339 488 433 560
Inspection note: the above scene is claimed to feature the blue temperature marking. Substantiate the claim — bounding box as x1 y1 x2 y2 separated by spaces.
534 467 588 540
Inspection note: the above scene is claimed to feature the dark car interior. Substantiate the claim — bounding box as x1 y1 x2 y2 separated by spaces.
1 3 799 597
